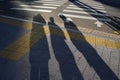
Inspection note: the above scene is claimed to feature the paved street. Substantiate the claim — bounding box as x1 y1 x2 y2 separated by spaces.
0 0 120 80
1 0 120 33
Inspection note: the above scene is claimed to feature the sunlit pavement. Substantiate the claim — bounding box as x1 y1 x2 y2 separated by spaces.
0 0 120 80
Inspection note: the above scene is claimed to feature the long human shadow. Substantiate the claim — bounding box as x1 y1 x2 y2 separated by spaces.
59 14 119 80
48 17 83 80
69 0 120 32
29 14 50 80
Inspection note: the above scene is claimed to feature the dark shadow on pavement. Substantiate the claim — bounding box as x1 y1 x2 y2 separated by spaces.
48 17 84 80
0 0 15 14
94 0 120 8
29 14 50 80
0 0 30 19
69 0 120 33
60 14 119 80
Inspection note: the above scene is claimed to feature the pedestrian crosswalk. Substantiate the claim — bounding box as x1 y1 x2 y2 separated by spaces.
61 0 111 22
11 0 67 13
10 0 111 22
68 5 106 12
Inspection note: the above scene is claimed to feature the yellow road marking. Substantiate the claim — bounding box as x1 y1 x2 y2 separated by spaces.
44 26 50 35
106 39 117 49
95 37 106 46
0 16 120 61
114 31 120 35
85 35 96 44
0 26 120 61
45 27 120 50
0 32 31 61
0 16 32 29
63 29 71 40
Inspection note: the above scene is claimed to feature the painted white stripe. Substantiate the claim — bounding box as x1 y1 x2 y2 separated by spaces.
20 5 57 9
34 1 65 3
63 10 105 16
34 0 66 3
87 3 103 6
71 2 84 5
0 15 34 24
69 4 105 9
90 5 104 8
94 10 107 13
11 8 52 12
69 5 105 10
84 2 102 4
66 7 107 13
41 0 56 1
34 1 64 4
43 4 61 6
61 13 111 22
67 7 93 10
73 2 103 6
0 15 81 33
40 0 67 1
88 2 102 5
90 6 105 10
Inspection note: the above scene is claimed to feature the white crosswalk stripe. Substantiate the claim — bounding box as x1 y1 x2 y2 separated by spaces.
69 5 105 10
61 0 110 22
63 10 106 16
43 4 61 7
34 0 66 3
19 5 57 9
33 1 64 4
37 0 66 1
66 6 107 13
11 8 52 12
11 0 67 13
61 13 111 22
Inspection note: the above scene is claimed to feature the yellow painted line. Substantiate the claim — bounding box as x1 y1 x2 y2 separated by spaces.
0 31 46 61
0 16 120 61
105 39 118 49
63 29 71 40
0 25 47 60
95 37 106 46
0 26 120 61
116 42 120 49
30 24 46 47
44 26 50 35
83 34 119 49
85 35 96 44
0 16 32 29
113 31 120 35
0 32 31 61
46 27 120 50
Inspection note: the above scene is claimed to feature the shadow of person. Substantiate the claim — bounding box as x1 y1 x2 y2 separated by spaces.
59 14 119 80
48 17 83 80
29 14 50 80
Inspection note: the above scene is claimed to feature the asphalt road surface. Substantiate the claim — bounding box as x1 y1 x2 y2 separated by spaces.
0 0 120 34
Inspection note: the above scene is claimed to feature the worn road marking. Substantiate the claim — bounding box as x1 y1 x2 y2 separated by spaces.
11 8 52 12
0 16 120 61
20 5 57 9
